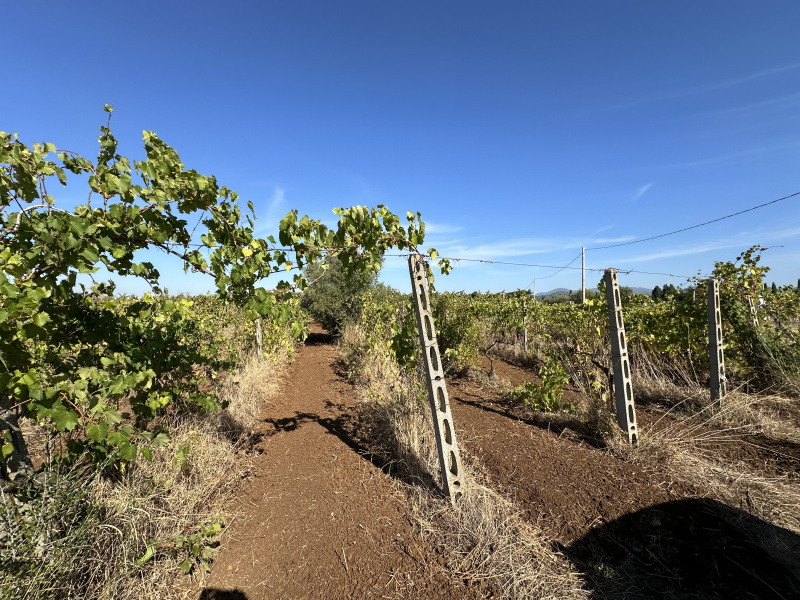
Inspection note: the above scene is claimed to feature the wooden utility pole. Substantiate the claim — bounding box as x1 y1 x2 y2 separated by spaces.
522 300 528 355
581 247 586 304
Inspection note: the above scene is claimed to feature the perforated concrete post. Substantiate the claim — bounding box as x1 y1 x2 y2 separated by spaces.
256 316 264 358
745 295 760 327
604 268 639 444
708 278 727 404
408 254 464 503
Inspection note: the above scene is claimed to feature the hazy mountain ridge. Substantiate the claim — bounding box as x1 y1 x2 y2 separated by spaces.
535 286 653 299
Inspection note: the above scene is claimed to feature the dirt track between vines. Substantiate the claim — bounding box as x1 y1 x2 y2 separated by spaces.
202 328 800 600
202 327 476 600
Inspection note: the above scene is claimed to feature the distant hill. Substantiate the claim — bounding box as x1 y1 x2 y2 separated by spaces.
628 287 653 295
535 286 652 300
535 287 571 299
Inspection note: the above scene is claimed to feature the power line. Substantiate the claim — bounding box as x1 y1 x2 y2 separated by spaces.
534 252 583 280
382 253 696 279
523 251 582 290
178 242 698 279
587 190 800 250
384 254 587 270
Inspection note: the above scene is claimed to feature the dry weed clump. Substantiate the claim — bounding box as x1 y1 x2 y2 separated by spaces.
0 349 285 600
338 323 404 395
627 347 706 406
365 396 588 600
706 390 800 444
93 415 246 600
411 484 588 600
623 389 800 577
658 450 800 578
216 350 285 441
340 322 588 600
490 340 539 370
633 387 800 448
632 371 707 408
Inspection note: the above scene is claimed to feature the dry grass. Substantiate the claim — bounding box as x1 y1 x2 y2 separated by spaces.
633 376 800 446
636 444 800 579
409 480 588 600
92 416 248 599
1 349 287 600
216 350 285 441
632 371 707 408
341 322 589 600
489 340 538 369
620 387 800 578
709 390 800 444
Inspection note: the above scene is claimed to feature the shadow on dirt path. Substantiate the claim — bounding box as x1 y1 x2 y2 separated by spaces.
201 325 475 600
198 590 249 599
257 403 441 495
566 498 800 600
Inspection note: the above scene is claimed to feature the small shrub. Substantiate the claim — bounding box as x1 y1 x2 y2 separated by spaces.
0 459 105 599
299 255 382 336
431 294 482 373
510 354 573 412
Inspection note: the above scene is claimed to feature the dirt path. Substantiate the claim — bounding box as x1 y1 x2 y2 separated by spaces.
201 332 799 599
202 327 473 600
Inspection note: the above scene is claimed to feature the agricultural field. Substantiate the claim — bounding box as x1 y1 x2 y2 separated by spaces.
2 119 799 599
324 270 800 599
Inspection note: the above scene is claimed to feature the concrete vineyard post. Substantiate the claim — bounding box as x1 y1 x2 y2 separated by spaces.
707 278 727 404
0 406 34 482
745 295 759 327
256 316 264 358
408 255 464 503
604 268 639 444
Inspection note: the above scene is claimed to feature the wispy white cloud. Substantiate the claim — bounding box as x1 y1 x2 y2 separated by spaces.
438 238 555 261
702 91 800 118
254 187 286 233
425 222 463 234
592 224 614 235
588 235 637 245
756 225 800 243
632 182 654 202
268 187 285 217
614 225 800 263
663 142 799 170
702 63 800 93
620 240 740 263
614 62 800 110
429 233 642 264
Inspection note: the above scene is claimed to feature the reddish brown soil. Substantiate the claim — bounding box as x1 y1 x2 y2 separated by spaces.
202 332 800 600
451 356 800 599
450 358 692 545
202 327 476 600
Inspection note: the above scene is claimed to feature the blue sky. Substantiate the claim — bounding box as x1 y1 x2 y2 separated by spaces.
4 1 800 294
